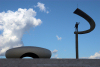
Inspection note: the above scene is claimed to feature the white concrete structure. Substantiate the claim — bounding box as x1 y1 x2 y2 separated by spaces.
6 46 51 58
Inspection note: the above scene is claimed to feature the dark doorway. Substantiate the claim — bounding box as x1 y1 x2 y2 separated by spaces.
20 52 39 58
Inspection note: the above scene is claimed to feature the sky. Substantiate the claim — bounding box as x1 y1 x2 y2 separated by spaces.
0 0 100 59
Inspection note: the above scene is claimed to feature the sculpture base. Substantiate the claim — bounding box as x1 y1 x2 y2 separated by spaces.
0 59 100 67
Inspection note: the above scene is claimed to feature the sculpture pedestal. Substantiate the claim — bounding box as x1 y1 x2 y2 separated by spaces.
0 59 100 67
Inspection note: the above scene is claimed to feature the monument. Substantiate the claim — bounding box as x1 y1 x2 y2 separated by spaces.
5 8 95 59
74 8 95 59
6 46 51 58
0 8 99 67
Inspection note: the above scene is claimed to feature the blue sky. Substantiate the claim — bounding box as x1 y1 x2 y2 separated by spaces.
0 0 100 59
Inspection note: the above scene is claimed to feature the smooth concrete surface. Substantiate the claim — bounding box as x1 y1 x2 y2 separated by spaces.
6 46 51 58
0 59 100 67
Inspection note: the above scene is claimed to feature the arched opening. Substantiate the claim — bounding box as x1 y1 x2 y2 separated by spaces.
20 52 39 59
22 57 33 59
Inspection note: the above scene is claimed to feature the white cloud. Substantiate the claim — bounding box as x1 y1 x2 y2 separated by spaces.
46 10 49 14
52 54 58 58
0 47 10 55
52 49 58 58
56 35 62 40
35 2 49 13
52 49 58 53
81 51 100 59
89 51 100 59
55 54 58 58
0 8 42 56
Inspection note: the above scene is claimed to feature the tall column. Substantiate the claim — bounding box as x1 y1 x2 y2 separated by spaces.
76 29 78 59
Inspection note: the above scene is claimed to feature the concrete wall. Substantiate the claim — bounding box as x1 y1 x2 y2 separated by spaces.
0 59 100 67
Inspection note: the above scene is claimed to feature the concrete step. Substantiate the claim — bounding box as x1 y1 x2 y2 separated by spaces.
0 59 100 67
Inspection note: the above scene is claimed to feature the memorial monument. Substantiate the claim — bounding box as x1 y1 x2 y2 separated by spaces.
5 8 95 59
6 46 51 58
74 8 95 59
1 8 98 67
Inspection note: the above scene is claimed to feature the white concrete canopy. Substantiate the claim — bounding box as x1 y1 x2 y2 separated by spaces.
6 46 51 58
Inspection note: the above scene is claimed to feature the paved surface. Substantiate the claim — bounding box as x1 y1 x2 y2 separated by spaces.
0 59 100 67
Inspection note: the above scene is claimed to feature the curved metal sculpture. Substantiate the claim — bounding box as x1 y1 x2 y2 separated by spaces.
74 8 96 59
74 8 95 34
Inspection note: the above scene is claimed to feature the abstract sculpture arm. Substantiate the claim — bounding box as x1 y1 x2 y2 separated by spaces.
74 8 95 34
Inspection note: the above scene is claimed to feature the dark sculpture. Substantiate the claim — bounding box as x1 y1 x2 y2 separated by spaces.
74 8 96 59
75 22 80 32
74 8 95 34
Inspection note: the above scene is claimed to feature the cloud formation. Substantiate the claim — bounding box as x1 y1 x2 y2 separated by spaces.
56 35 62 40
81 51 100 59
0 8 42 56
35 2 49 14
89 51 100 59
52 49 58 53
52 49 58 58
55 54 58 57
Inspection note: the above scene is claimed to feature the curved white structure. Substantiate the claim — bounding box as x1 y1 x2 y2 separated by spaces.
6 46 51 58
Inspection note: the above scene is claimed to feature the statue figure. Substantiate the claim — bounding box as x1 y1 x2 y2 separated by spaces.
75 22 80 32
